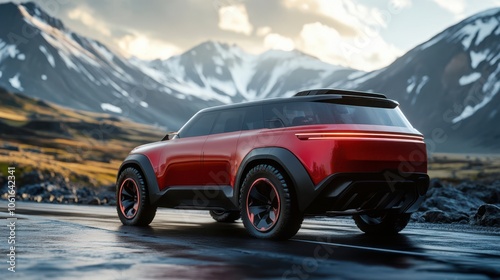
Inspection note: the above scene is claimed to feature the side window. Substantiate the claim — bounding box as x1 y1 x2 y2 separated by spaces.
179 112 217 138
209 106 264 135
263 102 319 128
263 103 288 128
211 109 245 134
242 106 263 130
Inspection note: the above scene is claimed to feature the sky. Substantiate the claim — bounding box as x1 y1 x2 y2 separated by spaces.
4 0 500 71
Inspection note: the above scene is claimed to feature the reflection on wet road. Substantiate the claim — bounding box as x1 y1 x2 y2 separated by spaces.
1 202 499 279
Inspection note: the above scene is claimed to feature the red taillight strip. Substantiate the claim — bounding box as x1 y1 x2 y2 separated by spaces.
295 132 424 141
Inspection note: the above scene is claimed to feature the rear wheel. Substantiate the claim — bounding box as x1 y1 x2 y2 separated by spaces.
209 210 240 222
116 167 157 226
240 164 303 240
353 211 411 235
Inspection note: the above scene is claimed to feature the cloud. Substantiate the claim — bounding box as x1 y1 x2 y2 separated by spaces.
263 33 295 51
256 26 272 37
116 34 181 60
297 22 402 71
390 0 412 10
432 0 466 18
280 0 409 70
218 4 253 35
283 0 390 34
67 8 111 36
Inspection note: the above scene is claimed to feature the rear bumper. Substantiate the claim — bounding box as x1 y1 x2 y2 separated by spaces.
304 172 429 215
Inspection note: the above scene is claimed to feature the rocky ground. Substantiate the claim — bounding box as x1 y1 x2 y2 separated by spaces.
411 179 500 227
1 170 499 227
0 170 116 206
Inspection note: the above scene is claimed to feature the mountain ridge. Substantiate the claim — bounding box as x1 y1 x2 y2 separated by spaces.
0 2 499 152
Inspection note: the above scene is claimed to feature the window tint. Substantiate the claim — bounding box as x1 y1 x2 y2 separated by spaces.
263 101 411 128
178 112 217 138
210 106 264 134
242 106 264 130
211 109 245 134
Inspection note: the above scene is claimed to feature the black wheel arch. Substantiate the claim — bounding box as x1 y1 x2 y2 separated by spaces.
234 147 315 212
118 154 161 205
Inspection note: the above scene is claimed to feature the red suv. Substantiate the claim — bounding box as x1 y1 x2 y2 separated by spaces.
116 89 429 240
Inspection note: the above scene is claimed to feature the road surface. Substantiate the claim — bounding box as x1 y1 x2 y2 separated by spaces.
1 202 499 279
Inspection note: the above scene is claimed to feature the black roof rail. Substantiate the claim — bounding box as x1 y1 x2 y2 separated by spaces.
294 89 387 99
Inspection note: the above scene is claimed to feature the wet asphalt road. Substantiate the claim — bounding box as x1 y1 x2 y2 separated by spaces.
1 202 500 280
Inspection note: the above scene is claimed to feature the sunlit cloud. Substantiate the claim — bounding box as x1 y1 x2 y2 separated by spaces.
68 8 111 36
298 22 402 71
116 34 181 60
264 33 295 51
256 26 272 37
280 0 410 70
218 4 253 35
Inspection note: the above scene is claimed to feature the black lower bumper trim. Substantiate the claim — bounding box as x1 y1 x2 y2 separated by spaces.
304 172 429 214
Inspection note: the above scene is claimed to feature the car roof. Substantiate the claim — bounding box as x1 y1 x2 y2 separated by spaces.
198 89 397 114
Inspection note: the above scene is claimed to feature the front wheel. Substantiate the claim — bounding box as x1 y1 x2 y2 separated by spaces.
240 164 303 240
116 167 157 226
209 210 240 222
353 211 411 235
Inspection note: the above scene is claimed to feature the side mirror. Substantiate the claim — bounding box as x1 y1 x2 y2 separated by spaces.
162 132 178 141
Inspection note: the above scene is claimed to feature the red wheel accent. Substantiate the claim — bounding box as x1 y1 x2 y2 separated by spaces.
246 178 281 232
118 178 140 219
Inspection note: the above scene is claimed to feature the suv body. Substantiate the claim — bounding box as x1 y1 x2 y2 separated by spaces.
116 89 429 239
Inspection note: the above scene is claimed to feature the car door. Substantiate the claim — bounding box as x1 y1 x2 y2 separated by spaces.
157 112 216 189
201 109 246 187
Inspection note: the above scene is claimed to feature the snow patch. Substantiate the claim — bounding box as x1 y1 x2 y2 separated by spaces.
17 53 25 60
215 66 223 75
0 39 20 61
90 41 114 62
453 64 500 123
459 72 481 86
407 76 429 104
470 50 488 68
406 76 416 94
100 103 122 114
58 50 79 71
415 76 429 94
41 74 47 80
0 71 2 78
473 18 498 46
456 17 499 49
213 56 224 66
139 101 149 108
39 45 55 67
9 74 23 91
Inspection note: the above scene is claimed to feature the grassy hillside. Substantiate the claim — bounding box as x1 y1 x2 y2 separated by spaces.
0 88 165 187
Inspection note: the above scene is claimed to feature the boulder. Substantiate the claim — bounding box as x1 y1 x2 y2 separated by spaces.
472 204 500 227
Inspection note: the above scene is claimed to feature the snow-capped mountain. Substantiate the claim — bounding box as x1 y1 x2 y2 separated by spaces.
0 2 350 130
0 2 221 130
333 7 500 152
139 42 353 104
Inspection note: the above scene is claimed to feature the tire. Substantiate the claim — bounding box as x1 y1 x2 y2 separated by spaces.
240 164 303 240
209 210 240 223
353 211 411 235
116 167 157 226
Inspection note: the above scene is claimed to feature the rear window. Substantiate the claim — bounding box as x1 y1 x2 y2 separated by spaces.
263 101 412 128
